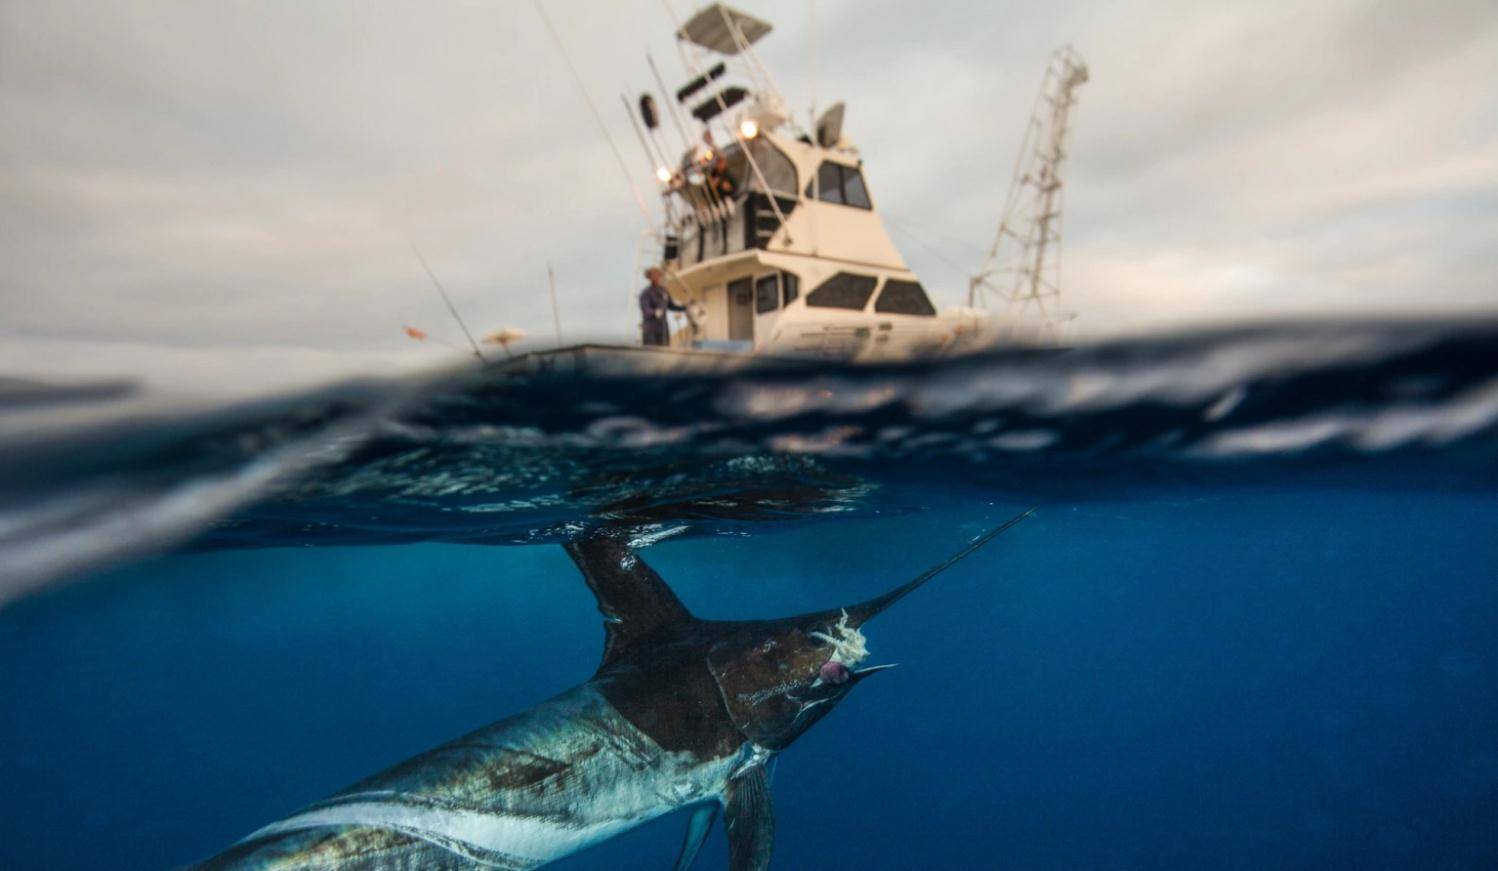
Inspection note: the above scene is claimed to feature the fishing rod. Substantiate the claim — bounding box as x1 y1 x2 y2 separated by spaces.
547 262 564 345
411 242 487 363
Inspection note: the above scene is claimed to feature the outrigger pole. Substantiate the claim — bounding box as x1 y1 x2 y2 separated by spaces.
646 51 694 154
808 0 817 131
620 92 669 184
533 0 654 229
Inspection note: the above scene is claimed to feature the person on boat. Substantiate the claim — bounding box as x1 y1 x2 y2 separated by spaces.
638 267 685 347
708 154 738 199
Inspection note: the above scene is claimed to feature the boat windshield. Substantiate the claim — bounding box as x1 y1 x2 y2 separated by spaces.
720 138 798 199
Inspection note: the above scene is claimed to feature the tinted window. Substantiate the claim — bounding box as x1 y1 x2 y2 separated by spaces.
805 162 872 210
806 272 877 310
755 274 780 314
782 272 799 305
842 167 871 209
724 140 798 197
750 140 797 195
813 162 843 205
874 279 937 316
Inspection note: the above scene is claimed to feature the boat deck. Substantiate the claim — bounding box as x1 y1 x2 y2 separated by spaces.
492 343 800 377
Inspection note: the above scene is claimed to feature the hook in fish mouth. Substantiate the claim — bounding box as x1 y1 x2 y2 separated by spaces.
819 661 897 685
809 609 899 687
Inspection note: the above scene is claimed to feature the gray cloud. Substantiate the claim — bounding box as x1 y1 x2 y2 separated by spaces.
2 0 1494 396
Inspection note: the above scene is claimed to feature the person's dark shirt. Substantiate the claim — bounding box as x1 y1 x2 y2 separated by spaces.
639 283 685 322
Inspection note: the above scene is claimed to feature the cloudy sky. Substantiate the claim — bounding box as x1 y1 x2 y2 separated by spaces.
1 0 1495 396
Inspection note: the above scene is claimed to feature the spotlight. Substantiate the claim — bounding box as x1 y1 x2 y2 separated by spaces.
739 118 759 139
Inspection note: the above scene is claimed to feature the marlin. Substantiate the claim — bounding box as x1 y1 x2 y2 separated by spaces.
192 509 1032 870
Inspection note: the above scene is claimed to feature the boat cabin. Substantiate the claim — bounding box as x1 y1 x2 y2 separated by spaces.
641 3 959 361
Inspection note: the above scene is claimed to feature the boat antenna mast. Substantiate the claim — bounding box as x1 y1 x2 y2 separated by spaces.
969 46 1088 343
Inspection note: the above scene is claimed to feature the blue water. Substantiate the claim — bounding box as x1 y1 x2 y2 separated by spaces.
3 322 1497 869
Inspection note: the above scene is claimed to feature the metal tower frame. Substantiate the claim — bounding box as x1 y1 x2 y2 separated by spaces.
969 46 1089 343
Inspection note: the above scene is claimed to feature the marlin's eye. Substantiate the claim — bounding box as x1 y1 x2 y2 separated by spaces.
807 634 828 647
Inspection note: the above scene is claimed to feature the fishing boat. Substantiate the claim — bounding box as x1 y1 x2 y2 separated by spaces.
497 3 1088 374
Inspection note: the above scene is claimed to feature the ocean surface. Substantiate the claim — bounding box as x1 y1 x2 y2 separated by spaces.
2 320 1497 869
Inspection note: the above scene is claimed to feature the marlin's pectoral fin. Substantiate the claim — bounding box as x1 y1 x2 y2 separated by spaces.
563 534 694 670
674 803 717 871
724 765 774 871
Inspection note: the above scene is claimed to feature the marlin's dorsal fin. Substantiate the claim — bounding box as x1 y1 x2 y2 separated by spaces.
564 535 693 670
724 765 774 871
673 804 717 871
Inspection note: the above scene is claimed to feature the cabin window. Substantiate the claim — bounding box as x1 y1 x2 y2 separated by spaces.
755 274 780 314
754 272 799 313
806 162 872 210
841 167 872 209
874 279 937 316
805 272 878 310
813 162 844 205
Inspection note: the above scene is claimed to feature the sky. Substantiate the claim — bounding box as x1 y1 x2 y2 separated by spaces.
1 0 1495 397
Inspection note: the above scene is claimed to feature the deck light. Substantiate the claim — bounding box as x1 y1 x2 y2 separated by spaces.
655 166 672 183
739 118 759 140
